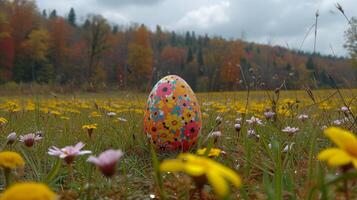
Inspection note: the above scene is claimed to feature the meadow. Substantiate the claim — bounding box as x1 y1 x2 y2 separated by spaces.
0 89 356 200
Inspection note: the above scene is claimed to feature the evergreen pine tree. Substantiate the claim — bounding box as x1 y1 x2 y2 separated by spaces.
49 10 57 19
42 9 47 18
187 47 193 63
197 47 204 66
185 31 191 45
68 8 76 26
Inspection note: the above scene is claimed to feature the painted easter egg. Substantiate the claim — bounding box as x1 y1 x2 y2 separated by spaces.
144 75 202 151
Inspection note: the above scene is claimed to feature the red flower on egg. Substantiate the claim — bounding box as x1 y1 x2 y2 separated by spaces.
184 122 199 140
156 83 173 98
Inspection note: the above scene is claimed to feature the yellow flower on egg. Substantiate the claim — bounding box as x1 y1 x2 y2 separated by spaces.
0 151 25 169
318 127 357 169
164 114 182 131
160 153 241 199
0 182 57 200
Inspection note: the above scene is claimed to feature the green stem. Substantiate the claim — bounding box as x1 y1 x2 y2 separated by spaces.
4 168 11 188
344 179 349 200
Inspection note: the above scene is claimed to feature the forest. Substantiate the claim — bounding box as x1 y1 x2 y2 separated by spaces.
0 0 356 92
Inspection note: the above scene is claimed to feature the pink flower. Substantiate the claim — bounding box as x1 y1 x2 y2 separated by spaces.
156 82 172 98
19 133 42 147
48 142 92 164
87 149 124 177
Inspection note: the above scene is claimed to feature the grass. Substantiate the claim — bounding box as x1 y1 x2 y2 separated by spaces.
0 89 356 199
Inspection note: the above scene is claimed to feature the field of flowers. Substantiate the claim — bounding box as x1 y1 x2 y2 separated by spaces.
0 89 356 200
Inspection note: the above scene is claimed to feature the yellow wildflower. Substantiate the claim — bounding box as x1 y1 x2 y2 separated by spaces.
160 153 241 198
0 151 25 169
82 124 97 130
0 117 8 125
196 148 223 157
89 111 102 118
319 102 332 110
318 127 357 169
50 110 61 116
0 182 57 200
237 107 247 114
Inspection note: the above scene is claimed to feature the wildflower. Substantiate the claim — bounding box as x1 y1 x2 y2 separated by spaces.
282 143 295 153
234 123 241 132
87 149 124 177
297 114 309 121
247 129 260 139
48 142 92 164
49 110 61 116
0 117 8 126
321 125 327 130
246 116 263 126
0 182 57 200
0 151 25 169
202 112 209 119
19 133 42 147
82 124 97 138
215 116 223 125
6 132 17 145
333 119 344 125
117 117 127 122
89 111 101 118
340 106 349 112
160 153 242 198
282 126 299 134
209 131 222 144
35 131 43 138
264 111 275 120
318 127 357 169
209 131 222 138
107 112 117 117
235 117 242 123
196 148 225 157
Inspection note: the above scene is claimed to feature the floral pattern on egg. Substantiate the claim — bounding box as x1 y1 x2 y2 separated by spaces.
144 75 202 151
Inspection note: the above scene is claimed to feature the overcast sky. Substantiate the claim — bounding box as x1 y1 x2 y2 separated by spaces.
36 0 356 56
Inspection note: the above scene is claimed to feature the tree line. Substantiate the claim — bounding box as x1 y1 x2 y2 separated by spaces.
0 0 356 92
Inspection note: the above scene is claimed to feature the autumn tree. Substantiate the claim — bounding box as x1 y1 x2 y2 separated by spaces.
48 17 73 83
0 12 14 82
17 29 52 82
219 42 244 90
127 24 153 90
160 45 186 76
83 15 111 84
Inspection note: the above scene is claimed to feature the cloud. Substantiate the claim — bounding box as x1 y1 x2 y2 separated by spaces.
174 1 231 30
35 0 356 56
95 0 163 7
101 12 129 24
